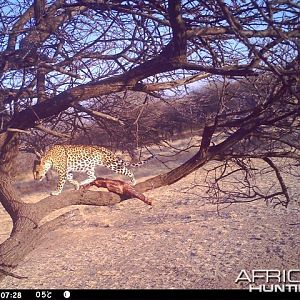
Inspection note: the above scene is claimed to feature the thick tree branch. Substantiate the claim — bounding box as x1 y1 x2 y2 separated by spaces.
167 0 187 61
186 27 300 40
134 72 211 92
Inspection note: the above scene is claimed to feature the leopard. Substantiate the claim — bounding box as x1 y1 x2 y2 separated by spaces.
33 144 154 196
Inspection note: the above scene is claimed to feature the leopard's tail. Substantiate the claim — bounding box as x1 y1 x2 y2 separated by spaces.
130 154 156 168
117 155 156 168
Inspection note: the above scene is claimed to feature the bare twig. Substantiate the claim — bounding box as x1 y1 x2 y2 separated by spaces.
72 103 125 126
262 157 290 207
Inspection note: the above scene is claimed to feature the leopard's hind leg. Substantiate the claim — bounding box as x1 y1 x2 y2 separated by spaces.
79 169 97 186
67 172 80 190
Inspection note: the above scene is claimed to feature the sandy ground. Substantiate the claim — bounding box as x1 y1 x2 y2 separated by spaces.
0 139 300 289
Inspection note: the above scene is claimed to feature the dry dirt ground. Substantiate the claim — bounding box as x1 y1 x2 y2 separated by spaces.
0 139 300 289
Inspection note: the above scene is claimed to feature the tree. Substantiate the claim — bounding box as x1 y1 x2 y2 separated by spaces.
0 0 299 280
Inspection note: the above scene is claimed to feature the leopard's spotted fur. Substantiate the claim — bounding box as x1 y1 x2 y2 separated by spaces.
33 145 153 196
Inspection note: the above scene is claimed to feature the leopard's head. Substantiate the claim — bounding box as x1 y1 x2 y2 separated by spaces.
33 159 47 181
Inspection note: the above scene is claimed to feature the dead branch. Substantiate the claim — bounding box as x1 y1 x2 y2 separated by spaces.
6 128 31 134
0 268 28 279
35 124 71 139
72 103 125 126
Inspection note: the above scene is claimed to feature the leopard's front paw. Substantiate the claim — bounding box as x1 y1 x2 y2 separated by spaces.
50 191 61 196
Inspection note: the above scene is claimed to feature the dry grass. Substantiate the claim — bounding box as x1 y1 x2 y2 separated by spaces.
1 138 299 289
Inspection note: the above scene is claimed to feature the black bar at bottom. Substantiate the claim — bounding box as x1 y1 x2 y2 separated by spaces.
0 289 295 300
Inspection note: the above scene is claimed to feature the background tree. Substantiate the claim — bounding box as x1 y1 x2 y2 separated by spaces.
0 0 299 279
